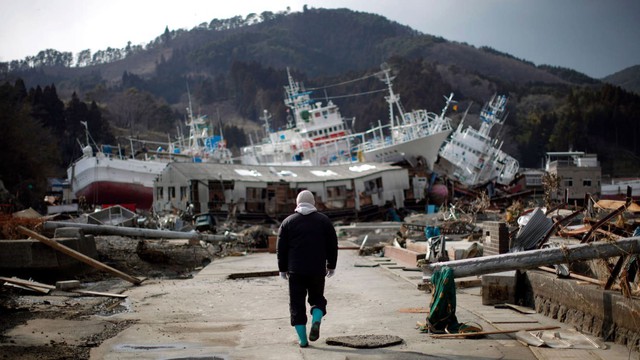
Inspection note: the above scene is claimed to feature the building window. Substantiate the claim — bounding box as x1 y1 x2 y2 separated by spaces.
180 186 188 200
564 178 573 187
364 177 383 195
156 187 164 199
583 179 592 187
327 185 347 199
245 187 266 212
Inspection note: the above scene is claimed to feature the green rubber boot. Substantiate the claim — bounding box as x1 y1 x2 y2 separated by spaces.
294 325 308 347
309 308 323 341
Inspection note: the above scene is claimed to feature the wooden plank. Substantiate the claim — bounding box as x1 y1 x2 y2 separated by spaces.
494 303 537 314
1 276 127 298
227 270 279 279
17 226 143 285
71 289 128 298
398 307 429 313
354 263 379 267
605 256 627 290
492 320 539 324
0 276 56 289
429 325 561 339
538 266 604 285
2 282 51 294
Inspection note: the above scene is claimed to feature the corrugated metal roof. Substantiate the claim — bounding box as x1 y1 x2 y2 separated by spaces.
163 162 406 183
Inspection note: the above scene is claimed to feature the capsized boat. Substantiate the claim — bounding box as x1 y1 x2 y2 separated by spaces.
67 104 232 210
353 64 454 169
436 94 519 187
241 64 454 169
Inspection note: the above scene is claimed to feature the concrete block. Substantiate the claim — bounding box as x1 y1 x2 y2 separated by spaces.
29 242 60 268
268 235 277 254
54 227 84 239
484 221 510 256
54 238 81 267
383 246 425 267
0 236 98 274
77 234 98 259
481 270 517 305
405 240 427 253
56 280 81 290
0 240 34 268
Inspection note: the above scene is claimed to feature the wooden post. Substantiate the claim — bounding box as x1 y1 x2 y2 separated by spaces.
422 237 640 282
17 226 143 285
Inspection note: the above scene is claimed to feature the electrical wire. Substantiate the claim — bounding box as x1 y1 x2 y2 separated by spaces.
305 71 383 91
310 88 387 101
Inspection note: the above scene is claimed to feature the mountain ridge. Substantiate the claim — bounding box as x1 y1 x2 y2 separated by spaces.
2 7 639 177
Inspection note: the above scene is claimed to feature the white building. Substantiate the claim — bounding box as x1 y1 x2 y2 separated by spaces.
153 162 410 221
545 152 601 202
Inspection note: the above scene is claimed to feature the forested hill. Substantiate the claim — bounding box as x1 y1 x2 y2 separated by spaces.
1 6 640 211
603 65 640 95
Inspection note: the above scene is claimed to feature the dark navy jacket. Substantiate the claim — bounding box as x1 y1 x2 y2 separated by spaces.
277 211 338 275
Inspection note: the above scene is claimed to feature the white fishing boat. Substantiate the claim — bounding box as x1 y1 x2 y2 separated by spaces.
353 64 454 169
241 65 454 169
241 69 355 166
67 104 232 210
436 94 519 187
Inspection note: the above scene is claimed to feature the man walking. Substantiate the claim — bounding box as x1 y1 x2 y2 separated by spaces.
277 190 338 347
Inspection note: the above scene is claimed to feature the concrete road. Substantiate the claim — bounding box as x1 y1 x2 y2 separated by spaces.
90 240 639 360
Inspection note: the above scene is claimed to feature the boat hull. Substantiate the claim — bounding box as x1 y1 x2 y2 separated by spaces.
362 129 452 168
76 181 153 210
68 154 167 210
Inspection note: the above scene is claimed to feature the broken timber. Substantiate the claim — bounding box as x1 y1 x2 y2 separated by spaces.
17 226 143 285
422 237 640 282
43 221 237 243
227 270 279 279
428 325 560 339
0 276 127 298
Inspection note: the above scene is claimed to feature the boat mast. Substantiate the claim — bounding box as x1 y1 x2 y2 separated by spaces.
440 93 455 119
284 67 304 128
379 63 403 129
478 94 508 137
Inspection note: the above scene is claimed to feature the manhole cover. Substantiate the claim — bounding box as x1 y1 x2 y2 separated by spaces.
326 334 403 348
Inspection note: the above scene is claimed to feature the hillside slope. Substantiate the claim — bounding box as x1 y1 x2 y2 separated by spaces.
603 65 640 94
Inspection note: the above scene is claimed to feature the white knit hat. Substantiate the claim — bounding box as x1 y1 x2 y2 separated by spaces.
296 190 315 206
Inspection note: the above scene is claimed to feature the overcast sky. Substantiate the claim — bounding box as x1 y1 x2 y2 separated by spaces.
1 0 638 78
